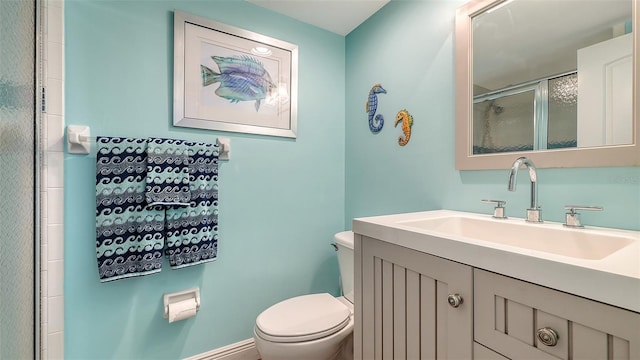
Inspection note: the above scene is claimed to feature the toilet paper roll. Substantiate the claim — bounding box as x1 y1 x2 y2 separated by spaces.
167 298 198 323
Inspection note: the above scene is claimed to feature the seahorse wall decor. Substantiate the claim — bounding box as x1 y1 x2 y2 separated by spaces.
394 109 413 146
366 84 387 133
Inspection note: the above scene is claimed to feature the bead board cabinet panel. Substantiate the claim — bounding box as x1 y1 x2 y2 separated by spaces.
356 236 473 359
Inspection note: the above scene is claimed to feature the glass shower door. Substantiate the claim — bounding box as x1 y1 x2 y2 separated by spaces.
0 0 37 358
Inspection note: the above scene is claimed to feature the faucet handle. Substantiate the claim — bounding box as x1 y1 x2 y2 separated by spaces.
481 199 507 219
563 205 603 228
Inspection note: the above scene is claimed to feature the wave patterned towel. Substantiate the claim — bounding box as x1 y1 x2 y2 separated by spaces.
165 142 219 268
145 138 191 206
96 137 165 282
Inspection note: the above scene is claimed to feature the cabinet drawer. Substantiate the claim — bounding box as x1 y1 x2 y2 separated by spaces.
474 269 640 360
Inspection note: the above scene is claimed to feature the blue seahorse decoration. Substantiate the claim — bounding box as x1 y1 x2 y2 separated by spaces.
366 84 387 133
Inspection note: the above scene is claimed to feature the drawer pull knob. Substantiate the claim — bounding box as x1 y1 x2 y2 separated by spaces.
537 327 559 347
447 294 463 308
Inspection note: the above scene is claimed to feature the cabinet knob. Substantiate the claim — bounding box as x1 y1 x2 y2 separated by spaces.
447 294 463 308
536 327 559 347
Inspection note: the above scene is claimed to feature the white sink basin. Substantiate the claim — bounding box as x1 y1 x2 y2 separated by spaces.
399 216 634 260
353 210 640 312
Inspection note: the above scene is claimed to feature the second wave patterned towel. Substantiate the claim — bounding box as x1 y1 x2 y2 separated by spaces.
165 142 219 268
145 138 192 206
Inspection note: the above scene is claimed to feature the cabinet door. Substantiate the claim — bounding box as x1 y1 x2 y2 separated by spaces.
474 342 510 360
356 236 472 359
475 269 640 359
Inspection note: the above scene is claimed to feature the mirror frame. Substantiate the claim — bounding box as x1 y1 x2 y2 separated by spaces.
455 0 640 170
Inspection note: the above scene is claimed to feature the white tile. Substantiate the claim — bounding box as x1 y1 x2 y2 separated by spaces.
47 6 63 43
47 152 64 188
42 2 49 35
40 219 48 246
41 189 48 221
48 296 64 333
46 79 64 116
41 193 49 222
48 0 63 9
47 40 63 80
47 260 63 297
41 321 48 354
47 188 63 224
41 244 48 271
42 167 48 188
41 112 48 144
48 332 64 360
47 115 64 152
48 224 64 261
41 269 48 296
41 296 48 330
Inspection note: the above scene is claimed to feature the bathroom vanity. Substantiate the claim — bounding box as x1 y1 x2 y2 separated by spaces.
352 210 640 359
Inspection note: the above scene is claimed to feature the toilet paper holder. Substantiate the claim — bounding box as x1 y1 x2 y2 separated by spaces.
163 287 201 319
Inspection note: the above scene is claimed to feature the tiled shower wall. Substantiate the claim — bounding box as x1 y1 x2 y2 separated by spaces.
41 0 65 358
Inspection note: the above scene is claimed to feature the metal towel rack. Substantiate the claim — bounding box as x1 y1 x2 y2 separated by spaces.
66 125 230 160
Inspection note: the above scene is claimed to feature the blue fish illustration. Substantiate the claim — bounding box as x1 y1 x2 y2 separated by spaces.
201 55 277 111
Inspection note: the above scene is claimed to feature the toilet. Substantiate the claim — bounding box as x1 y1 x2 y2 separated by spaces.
253 231 355 360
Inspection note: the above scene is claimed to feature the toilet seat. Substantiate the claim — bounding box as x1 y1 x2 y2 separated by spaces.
255 293 351 343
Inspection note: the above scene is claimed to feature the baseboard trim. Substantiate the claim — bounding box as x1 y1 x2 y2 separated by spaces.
184 338 260 360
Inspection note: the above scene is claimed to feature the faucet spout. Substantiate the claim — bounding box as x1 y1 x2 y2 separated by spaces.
508 157 542 222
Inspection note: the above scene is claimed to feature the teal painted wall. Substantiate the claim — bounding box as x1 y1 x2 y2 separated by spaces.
64 1 345 358
345 0 640 231
64 0 640 358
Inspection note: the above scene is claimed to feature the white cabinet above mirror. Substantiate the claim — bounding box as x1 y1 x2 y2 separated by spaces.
455 0 640 169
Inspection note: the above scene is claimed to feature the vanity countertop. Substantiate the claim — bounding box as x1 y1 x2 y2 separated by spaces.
353 210 640 312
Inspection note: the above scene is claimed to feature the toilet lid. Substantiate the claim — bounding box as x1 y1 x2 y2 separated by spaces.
255 293 351 343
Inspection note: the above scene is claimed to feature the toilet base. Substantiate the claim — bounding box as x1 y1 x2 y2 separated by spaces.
253 317 353 360
335 333 353 360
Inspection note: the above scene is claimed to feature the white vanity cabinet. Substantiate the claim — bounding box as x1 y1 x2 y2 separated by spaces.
354 234 640 360
354 236 473 359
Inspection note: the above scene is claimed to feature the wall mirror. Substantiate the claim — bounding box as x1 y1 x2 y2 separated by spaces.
455 0 639 169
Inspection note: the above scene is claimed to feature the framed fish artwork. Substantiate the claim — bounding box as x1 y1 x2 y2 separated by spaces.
173 10 298 138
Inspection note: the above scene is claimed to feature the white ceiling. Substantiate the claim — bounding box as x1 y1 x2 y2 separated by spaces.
246 0 390 36
474 0 632 91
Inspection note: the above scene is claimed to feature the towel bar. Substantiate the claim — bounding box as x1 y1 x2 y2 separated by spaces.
66 125 230 160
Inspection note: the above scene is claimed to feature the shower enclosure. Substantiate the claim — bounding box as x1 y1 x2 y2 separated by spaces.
0 0 41 358
472 72 578 154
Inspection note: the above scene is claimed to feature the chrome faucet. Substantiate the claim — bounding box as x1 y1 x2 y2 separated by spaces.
508 157 542 222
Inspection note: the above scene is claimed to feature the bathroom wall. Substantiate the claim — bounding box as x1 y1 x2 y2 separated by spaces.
345 0 640 231
64 1 345 358
64 0 639 358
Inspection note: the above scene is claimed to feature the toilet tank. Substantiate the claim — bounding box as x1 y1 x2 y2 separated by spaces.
334 231 354 303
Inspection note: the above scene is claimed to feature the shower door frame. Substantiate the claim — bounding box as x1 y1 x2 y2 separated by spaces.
35 0 44 357
1 0 44 356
